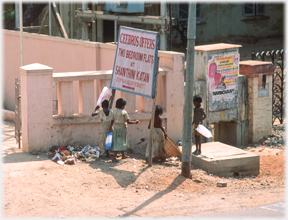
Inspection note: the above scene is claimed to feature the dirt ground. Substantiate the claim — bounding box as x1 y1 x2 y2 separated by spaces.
2 122 285 218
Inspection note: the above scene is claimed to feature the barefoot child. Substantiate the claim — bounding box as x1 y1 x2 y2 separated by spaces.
109 98 139 162
192 95 206 155
91 100 113 158
145 105 168 162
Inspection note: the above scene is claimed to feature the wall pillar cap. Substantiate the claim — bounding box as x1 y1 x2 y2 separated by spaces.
239 60 274 77
195 43 242 52
20 63 53 75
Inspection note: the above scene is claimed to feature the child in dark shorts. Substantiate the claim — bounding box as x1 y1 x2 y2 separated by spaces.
192 95 206 155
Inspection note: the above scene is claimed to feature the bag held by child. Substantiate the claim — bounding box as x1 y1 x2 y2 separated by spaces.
105 132 113 150
196 124 213 138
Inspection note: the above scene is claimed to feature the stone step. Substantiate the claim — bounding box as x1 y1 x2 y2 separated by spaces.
191 141 259 177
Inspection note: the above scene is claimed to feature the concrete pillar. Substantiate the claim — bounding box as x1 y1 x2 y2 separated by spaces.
79 80 94 116
123 92 136 114
143 97 153 112
155 75 166 111
240 60 274 144
166 53 185 140
58 81 74 117
20 63 53 153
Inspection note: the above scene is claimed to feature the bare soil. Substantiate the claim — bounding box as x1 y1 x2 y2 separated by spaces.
3 134 285 218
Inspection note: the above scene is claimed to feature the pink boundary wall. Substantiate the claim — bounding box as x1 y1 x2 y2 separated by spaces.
3 30 115 111
3 30 185 153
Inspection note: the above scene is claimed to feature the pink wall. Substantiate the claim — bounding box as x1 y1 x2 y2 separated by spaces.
3 30 117 111
3 30 185 149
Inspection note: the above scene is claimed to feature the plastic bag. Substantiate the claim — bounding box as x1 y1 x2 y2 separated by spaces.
97 86 112 107
196 124 213 138
105 132 113 150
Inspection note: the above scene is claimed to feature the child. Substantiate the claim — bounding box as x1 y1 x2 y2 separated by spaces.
145 105 168 162
109 98 139 162
192 95 206 155
91 100 113 158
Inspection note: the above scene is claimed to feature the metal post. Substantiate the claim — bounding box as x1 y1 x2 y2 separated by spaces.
181 3 196 178
148 57 160 167
108 89 116 109
280 50 284 124
96 5 103 42
49 1 51 36
19 1 24 66
92 3 96 41
167 3 172 51
70 3 74 39
160 3 167 51
82 2 88 40
114 20 117 42
15 2 20 29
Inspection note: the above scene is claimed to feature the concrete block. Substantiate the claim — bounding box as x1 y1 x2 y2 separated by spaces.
3 109 15 121
217 182 227 187
191 142 259 177
240 60 274 77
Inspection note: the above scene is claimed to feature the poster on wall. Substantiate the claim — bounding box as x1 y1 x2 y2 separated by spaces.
207 53 239 104
110 26 159 98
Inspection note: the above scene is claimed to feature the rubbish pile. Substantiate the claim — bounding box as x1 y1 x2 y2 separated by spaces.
254 123 285 148
47 145 105 165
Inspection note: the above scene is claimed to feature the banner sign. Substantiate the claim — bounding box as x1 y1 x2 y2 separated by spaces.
110 26 159 98
207 53 239 102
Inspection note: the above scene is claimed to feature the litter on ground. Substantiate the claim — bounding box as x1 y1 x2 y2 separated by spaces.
47 144 105 165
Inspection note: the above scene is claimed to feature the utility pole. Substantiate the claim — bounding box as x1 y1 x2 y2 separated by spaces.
181 3 196 178
19 1 24 66
49 1 51 36
15 2 20 29
82 2 88 41
159 3 167 51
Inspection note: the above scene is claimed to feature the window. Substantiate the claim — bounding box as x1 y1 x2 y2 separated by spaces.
178 3 202 21
243 3 266 17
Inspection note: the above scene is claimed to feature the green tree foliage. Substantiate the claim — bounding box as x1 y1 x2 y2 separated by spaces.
3 8 15 24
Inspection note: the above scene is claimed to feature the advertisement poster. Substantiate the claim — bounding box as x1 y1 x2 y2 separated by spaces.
207 53 239 102
110 26 159 98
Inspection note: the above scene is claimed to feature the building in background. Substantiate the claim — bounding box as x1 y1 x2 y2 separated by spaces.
2 2 284 51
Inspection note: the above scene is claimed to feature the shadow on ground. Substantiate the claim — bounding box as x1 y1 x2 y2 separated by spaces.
86 152 183 189
119 174 186 217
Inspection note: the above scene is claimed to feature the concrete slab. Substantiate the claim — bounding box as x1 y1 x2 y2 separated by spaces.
191 142 259 177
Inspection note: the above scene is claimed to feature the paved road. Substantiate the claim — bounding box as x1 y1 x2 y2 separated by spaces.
200 200 285 218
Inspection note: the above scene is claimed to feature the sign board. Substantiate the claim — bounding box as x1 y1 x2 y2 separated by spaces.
207 53 239 111
110 26 159 98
